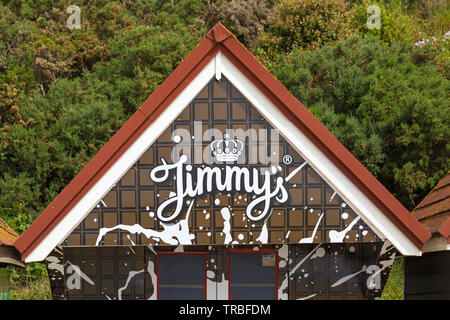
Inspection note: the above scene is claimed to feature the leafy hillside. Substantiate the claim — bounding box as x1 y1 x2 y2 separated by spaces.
0 0 449 299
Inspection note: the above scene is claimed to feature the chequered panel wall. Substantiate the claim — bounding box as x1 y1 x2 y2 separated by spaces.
59 244 387 300
63 77 379 247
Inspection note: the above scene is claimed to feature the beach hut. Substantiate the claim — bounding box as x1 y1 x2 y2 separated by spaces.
14 23 430 300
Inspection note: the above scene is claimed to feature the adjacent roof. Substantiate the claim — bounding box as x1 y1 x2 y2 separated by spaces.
412 171 450 244
0 218 26 267
14 23 431 261
0 218 19 246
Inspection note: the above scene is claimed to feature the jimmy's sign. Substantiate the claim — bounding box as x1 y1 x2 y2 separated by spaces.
149 129 303 223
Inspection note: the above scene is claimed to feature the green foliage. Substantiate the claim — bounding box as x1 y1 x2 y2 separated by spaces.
206 0 269 49
351 0 420 45
0 0 448 300
257 0 357 63
381 258 403 300
8 263 51 300
270 36 449 208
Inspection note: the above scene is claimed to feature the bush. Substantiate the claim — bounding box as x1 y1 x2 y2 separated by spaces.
257 0 357 63
270 36 449 209
206 0 269 49
351 0 421 45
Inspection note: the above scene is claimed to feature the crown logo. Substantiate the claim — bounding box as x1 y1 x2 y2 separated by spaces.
211 131 244 162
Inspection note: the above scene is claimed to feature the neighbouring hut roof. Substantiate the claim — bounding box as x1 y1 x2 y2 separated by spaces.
412 172 450 244
0 218 25 267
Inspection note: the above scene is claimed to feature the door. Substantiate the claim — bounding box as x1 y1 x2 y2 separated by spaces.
157 252 207 300
228 250 278 300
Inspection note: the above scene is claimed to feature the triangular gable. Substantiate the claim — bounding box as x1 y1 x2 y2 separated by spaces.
62 76 381 248
15 23 430 262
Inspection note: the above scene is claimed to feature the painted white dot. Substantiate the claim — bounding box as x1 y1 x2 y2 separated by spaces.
362 230 368 236
341 212 348 219
349 246 355 253
173 135 181 143
238 234 244 240
214 198 220 205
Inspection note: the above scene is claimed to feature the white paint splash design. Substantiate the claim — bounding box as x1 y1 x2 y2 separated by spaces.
330 191 337 201
296 293 318 300
147 258 157 300
45 256 64 274
217 272 229 300
66 261 94 290
118 270 144 300
310 247 326 259
367 241 396 290
329 216 361 243
299 213 324 243
331 265 367 288
285 162 307 182
220 207 232 245
278 243 322 299
256 217 269 244
95 201 196 246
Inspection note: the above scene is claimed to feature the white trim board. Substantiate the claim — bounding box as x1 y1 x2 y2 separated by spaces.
25 52 422 262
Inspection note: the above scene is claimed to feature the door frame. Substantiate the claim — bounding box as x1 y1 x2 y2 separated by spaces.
156 251 207 300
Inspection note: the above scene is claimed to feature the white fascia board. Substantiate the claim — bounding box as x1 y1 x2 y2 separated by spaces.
25 58 217 262
220 54 422 256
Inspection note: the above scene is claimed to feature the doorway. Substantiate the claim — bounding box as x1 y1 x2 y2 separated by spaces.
157 252 207 300
228 250 278 300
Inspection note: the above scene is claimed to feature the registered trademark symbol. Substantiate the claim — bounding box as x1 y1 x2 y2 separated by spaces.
283 155 292 165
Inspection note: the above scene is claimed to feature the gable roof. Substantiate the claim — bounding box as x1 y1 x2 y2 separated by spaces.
14 23 430 261
0 218 19 246
0 218 26 267
412 171 450 244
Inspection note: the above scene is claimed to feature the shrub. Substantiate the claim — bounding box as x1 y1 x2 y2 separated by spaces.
257 0 357 63
270 36 449 209
206 0 269 49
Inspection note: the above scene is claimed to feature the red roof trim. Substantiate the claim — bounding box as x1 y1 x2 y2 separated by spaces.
15 23 430 260
438 217 450 243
